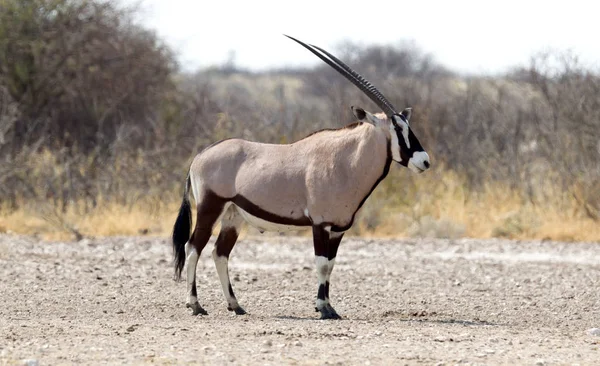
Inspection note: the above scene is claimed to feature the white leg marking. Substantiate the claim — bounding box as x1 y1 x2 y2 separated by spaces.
185 242 199 305
315 255 330 310
212 247 239 309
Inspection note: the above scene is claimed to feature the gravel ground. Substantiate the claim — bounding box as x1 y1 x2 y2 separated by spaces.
1 234 599 365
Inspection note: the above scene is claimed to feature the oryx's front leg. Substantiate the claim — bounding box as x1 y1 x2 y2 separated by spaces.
312 225 344 320
212 206 246 315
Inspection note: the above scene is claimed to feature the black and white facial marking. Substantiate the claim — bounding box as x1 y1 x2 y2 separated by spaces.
352 106 430 174
390 108 430 173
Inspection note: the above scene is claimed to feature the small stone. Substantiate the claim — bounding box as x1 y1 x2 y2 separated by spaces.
294 340 303 347
260 349 269 354
485 349 495 354
263 340 272 347
587 328 600 336
23 360 39 366
434 336 447 342
535 359 546 366
203 345 215 353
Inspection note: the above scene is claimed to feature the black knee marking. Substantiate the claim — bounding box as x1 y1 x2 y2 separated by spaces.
325 281 330 299
312 225 329 257
327 233 344 260
313 226 344 259
317 283 327 301
191 280 197 297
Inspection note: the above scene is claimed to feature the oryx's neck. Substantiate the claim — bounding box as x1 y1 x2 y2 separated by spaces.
300 123 391 230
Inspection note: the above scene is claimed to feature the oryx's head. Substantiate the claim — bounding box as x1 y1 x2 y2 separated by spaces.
286 35 430 174
351 106 430 173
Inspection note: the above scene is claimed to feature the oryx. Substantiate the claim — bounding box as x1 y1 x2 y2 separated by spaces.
171 35 430 319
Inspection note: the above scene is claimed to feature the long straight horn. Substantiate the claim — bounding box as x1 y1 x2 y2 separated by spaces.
285 35 397 117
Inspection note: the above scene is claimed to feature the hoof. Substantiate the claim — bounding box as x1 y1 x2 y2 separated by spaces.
228 306 247 315
186 302 208 316
318 304 342 320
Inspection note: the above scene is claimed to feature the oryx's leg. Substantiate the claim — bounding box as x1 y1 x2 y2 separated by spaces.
325 230 344 311
212 205 246 315
186 192 226 316
312 225 344 320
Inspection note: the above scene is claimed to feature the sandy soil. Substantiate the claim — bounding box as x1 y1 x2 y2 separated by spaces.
1 234 599 365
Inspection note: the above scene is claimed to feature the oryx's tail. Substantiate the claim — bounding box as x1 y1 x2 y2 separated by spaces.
172 173 192 279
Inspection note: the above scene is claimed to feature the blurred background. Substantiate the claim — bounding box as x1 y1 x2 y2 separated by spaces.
0 0 598 241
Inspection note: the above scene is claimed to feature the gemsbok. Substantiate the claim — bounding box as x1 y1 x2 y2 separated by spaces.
171 35 431 319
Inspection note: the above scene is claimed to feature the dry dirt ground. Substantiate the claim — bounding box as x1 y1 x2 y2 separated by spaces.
1 234 599 365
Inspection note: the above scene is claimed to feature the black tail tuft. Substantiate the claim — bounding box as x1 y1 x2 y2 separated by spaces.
172 174 192 279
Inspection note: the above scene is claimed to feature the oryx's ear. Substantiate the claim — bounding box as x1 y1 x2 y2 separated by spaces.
401 107 412 122
351 106 385 126
352 106 367 121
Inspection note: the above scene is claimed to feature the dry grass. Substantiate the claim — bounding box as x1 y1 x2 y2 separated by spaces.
351 167 600 242
1 169 598 242
0 199 180 241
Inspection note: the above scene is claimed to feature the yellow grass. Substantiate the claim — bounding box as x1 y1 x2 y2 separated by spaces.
1 169 598 242
360 169 600 241
0 200 180 241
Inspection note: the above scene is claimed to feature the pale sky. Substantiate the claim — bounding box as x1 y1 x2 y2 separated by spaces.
131 0 599 74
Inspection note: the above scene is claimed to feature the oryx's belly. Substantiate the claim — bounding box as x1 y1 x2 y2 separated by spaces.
234 205 304 233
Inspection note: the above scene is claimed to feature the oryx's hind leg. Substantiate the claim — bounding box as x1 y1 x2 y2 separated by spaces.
186 192 226 316
212 205 246 315
312 225 345 320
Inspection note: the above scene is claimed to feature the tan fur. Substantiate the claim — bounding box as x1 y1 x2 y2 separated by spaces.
189 122 391 228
